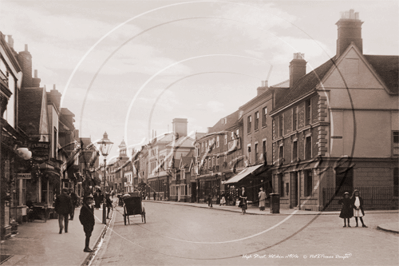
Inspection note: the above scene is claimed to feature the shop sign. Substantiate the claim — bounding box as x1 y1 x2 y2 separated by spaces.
30 141 50 162
17 173 31 179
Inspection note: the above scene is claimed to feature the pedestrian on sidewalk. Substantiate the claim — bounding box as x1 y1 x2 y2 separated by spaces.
239 186 248 214
153 191 156 201
54 188 72 234
69 189 78 220
338 192 353 227
79 194 95 253
220 191 226 206
351 189 367 228
258 187 266 211
207 193 213 208
105 193 113 219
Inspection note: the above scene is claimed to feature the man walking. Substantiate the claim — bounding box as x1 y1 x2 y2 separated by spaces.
55 188 72 234
79 194 95 252
69 189 78 220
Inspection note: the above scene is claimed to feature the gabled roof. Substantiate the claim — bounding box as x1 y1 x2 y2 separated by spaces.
18 88 45 135
272 58 335 113
209 110 240 133
364 55 399 94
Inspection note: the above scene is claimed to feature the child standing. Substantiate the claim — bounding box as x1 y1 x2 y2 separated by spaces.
338 192 353 227
79 195 95 252
351 189 367 228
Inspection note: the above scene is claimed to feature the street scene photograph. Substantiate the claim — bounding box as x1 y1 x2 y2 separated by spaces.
0 0 398 265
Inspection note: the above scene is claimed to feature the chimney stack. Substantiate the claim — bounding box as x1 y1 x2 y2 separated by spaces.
172 118 188 138
336 9 363 58
32 69 41 87
7 35 14 49
47 85 62 110
17 44 32 88
289 53 306 88
257 80 268 95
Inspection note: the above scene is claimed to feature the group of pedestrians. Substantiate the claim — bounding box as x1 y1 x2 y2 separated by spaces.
339 189 367 228
54 188 114 253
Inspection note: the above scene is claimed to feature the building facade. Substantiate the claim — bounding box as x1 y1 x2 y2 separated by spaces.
270 10 399 211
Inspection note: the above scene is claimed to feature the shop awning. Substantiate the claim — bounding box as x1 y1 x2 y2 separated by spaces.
223 164 263 184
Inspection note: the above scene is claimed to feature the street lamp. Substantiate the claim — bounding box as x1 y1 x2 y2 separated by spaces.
96 132 113 224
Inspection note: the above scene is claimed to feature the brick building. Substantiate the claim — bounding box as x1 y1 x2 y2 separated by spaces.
269 10 399 211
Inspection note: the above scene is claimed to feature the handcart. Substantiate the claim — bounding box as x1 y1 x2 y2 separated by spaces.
122 194 146 225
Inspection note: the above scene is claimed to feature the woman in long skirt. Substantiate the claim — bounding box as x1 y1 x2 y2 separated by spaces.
338 192 353 227
239 187 248 214
351 189 367 228
258 187 266 211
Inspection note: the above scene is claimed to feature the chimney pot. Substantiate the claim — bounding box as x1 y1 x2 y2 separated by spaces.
25 44 28 51
53 84 56 90
34 69 38 78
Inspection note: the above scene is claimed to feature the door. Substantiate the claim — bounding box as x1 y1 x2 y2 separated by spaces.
290 172 298 208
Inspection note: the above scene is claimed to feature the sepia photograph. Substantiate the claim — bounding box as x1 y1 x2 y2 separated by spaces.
0 0 398 265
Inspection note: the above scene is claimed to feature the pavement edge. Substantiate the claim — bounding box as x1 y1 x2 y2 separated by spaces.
80 210 114 266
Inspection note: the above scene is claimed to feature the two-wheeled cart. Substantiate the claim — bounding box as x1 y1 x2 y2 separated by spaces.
122 193 146 225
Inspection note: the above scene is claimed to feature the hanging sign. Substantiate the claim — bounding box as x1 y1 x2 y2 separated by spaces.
30 141 50 162
17 173 31 179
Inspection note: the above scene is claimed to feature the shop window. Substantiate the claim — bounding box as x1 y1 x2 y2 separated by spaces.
305 170 312 197
285 182 289 196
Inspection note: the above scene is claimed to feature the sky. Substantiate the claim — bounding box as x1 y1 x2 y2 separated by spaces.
1 0 398 159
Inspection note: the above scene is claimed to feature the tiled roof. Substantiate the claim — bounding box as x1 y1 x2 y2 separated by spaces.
272 58 335 112
18 88 44 135
364 55 399 94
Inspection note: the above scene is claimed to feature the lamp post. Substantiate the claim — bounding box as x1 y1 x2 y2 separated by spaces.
96 132 113 224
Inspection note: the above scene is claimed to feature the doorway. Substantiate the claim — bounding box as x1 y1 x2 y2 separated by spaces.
290 172 298 208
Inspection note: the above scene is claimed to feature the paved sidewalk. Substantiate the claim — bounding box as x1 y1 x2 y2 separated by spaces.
144 199 399 216
377 222 399 234
0 208 109 266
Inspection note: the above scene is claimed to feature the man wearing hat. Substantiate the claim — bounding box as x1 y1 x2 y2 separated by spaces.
55 188 72 234
79 194 95 252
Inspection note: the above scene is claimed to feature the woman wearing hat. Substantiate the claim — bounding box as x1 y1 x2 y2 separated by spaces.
338 192 353 227
351 189 367 228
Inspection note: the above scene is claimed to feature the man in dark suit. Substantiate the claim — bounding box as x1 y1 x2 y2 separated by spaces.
80 194 95 252
69 189 78 220
55 188 72 234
